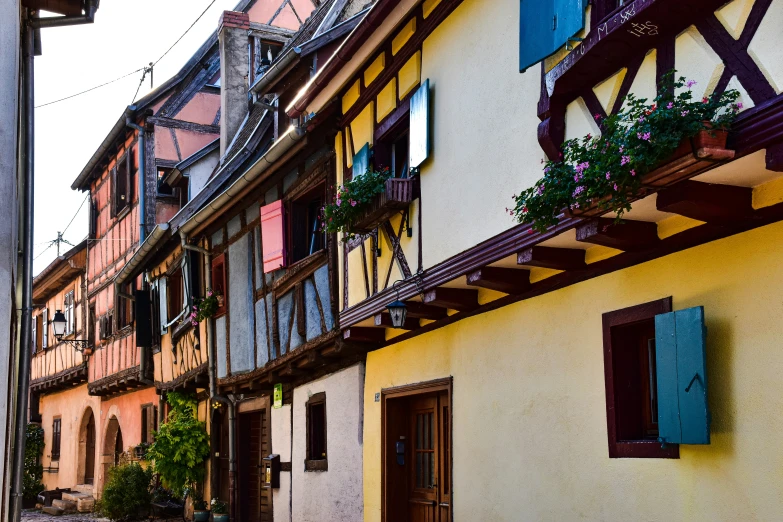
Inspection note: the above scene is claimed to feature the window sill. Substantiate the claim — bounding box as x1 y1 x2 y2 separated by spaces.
114 205 131 221
609 440 679 459
304 459 328 472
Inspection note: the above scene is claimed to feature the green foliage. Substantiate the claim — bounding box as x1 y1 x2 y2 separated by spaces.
210 498 228 514
321 166 392 239
146 392 210 498
23 424 45 503
510 73 741 233
190 288 219 325
95 462 153 521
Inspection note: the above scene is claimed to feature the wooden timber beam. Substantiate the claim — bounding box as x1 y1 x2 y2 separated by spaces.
656 180 754 223
402 302 447 321
374 313 421 331
466 267 531 294
517 246 586 270
343 327 386 344
576 218 660 251
423 287 479 312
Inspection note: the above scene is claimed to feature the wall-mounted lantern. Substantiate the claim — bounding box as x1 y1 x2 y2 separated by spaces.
51 309 90 352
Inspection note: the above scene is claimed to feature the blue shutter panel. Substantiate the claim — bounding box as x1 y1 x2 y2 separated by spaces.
519 0 587 73
353 143 371 178
655 306 710 445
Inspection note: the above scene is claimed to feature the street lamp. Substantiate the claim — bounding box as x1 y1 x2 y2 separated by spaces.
51 309 90 352
386 281 408 328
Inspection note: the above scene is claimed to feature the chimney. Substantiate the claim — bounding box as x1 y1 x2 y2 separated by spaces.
218 11 250 157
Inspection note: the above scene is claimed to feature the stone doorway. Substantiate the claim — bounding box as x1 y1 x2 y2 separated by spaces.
77 407 96 485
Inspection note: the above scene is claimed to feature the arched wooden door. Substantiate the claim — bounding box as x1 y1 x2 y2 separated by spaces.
85 412 95 484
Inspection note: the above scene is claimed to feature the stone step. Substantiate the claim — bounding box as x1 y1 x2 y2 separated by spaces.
60 491 95 513
42 506 64 516
52 499 77 514
72 484 93 495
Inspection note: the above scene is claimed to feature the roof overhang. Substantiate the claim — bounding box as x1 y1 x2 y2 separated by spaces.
32 240 87 303
115 224 170 286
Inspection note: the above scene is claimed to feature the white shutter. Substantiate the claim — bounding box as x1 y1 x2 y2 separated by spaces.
158 278 168 334
42 309 48 349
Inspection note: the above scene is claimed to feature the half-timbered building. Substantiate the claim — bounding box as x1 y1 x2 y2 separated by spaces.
287 0 783 519
126 1 374 519
29 241 102 494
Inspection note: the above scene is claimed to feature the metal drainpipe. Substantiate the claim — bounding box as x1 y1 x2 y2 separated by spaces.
126 118 146 243
181 233 236 521
11 20 36 522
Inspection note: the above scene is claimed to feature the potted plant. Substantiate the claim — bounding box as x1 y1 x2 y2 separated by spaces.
322 166 417 239
189 289 220 326
192 492 209 522
509 72 740 232
210 498 228 521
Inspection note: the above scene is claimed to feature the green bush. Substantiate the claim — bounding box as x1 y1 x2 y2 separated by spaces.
96 462 153 521
23 424 45 504
146 392 210 498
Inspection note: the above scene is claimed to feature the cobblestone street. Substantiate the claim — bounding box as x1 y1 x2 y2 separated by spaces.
21 510 108 521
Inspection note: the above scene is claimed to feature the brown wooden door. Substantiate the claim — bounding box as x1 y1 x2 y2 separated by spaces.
408 391 451 522
85 414 95 485
238 410 272 522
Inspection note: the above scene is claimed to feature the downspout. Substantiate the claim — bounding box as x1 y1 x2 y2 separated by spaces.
181 233 236 521
126 118 147 243
11 19 35 522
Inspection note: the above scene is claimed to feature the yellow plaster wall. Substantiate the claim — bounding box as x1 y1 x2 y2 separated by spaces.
351 102 376 151
364 53 386 87
363 220 783 521
376 78 397 122
392 17 416 56
397 51 421 100
342 80 361 114
39 384 102 491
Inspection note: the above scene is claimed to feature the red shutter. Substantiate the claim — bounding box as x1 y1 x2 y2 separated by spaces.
260 200 286 273
211 254 227 317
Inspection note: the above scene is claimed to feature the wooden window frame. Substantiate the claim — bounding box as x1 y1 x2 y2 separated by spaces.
42 308 48 349
116 282 134 331
211 254 227 318
140 403 157 445
305 391 328 472
167 268 184 323
287 183 327 265
51 417 62 461
602 297 679 459
381 377 452 522
111 153 131 217
31 315 38 354
64 290 75 336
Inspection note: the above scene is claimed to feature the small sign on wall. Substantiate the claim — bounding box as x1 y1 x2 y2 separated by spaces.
273 383 283 409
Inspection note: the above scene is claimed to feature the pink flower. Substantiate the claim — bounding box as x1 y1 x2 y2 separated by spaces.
207 290 213 297
350 200 357 207
537 184 545 195
621 155 631 166
572 186 586 197
638 116 645 123
606 172 611 180
686 80 697 89
736 102 744 109
619 146 624 153
630 169 636 177
335 198 342 206
613 183 619 191
192 320 198 326
681 110 690 117
702 97 709 104
594 114 602 121
637 132 651 141
570 202 580 210
667 102 674 109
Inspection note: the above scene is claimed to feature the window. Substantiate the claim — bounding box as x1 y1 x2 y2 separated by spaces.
167 269 184 321
89 199 98 239
42 309 48 349
88 305 96 347
99 312 114 341
64 291 75 335
117 282 134 330
211 254 227 317
140 404 158 444
51 417 62 461
602 297 678 458
31 315 37 353
289 185 326 263
150 280 163 350
305 392 327 471
157 169 175 197
112 153 131 216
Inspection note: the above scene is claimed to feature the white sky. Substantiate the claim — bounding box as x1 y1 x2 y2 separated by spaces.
33 0 240 275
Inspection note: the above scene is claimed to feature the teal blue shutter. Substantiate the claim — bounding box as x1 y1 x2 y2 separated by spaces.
353 143 371 178
519 0 587 72
409 79 430 171
655 306 710 445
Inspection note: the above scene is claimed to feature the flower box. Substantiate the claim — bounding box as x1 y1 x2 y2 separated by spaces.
350 178 417 234
566 128 734 218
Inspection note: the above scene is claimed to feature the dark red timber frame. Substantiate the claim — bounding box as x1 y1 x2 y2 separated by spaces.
602 297 678 458
381 377 453 522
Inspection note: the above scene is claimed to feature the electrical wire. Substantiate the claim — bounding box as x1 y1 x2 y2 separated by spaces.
33 243 54 261
36 0 220 109
153 0 218 67
61 195 89 237
35 67 145 109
